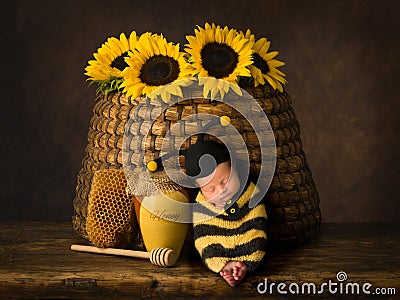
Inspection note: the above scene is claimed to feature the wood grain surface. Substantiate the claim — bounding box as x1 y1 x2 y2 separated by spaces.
0 222 399 299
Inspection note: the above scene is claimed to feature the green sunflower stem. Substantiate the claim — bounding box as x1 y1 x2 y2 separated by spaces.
89 77 125 99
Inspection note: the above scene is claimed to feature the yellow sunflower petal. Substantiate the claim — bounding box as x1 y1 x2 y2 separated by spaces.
250 66 265 86
128 31 138 48
259 39 271 54
268 71 288 84
119 33 129 52
243 29 255 43
273 68 286 77
201 77 214 98
105 38 122 56
267 59 285 68
265 75 278 90
262 51 279 61
230 82 242 96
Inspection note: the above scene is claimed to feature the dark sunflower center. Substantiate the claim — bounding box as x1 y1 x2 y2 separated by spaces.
201 42 239 78
139 55 180 86
110 52 129 71
252 53 270 74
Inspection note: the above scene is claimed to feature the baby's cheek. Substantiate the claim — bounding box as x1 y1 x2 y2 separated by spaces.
227 178 240 195
201 190 214 201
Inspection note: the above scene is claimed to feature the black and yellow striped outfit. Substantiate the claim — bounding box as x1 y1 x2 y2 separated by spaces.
192 181 267 273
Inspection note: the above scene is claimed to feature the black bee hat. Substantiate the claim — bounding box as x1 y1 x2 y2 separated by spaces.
184 137 230 178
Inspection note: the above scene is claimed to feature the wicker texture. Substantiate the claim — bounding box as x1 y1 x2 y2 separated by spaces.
73 84 321 247
73 93 139 239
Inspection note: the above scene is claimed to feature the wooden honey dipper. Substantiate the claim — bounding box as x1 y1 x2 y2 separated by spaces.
71 245 177 267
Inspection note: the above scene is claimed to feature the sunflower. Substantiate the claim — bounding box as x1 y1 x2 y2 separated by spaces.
84 31 139 95
121 33 193 102
243 30 287 92
185 23 253 99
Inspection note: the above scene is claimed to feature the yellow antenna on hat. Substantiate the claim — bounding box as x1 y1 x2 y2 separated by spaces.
220 116 230 126
147 160 158 172
146 150 186 172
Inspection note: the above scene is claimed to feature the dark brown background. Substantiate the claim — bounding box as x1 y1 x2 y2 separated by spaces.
1 0 399 222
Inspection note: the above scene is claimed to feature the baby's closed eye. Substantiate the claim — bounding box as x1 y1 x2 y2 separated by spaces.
203 186 215 193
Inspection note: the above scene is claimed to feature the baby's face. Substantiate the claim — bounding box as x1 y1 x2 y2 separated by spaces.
196 161 241 209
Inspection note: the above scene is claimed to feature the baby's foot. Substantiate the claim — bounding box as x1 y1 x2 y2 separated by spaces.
219 261 248 287
232 261 247 282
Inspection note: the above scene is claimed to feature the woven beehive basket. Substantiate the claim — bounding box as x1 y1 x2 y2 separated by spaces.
73 84 321 247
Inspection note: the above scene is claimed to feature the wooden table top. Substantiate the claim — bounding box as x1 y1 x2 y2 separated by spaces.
0 222 399 299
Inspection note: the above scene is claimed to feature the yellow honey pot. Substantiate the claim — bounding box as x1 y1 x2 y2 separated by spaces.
136 190 190 258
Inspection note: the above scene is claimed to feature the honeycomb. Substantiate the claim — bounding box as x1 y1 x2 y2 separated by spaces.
86 169 137 248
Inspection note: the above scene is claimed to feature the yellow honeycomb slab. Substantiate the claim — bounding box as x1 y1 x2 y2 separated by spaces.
86 169 136 248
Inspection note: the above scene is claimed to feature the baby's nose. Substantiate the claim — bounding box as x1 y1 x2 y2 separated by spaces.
216 184 227 195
